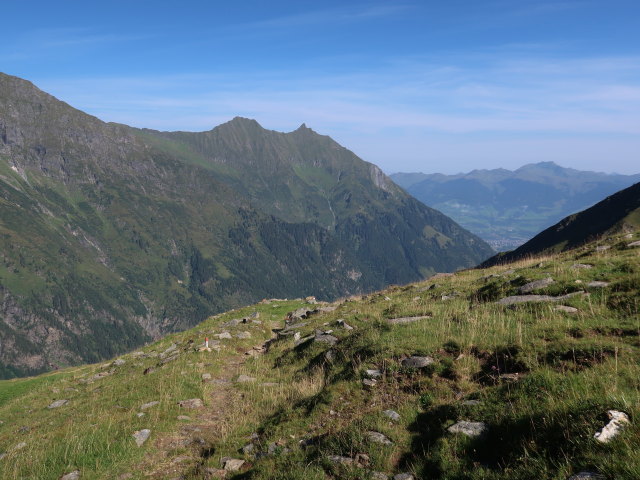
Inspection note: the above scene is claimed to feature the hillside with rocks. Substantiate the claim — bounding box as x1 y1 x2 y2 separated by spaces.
391 163 640 251
0 229 637 479
0 72 492 378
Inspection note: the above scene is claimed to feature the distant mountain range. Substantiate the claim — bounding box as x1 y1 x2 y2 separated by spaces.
391 163 640 250
482 181 640 266
0 72 492 377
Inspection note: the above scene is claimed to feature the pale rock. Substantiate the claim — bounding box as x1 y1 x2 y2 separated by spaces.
327 455 353 465
113 359 126 366
140 401 159 410
571 263 593 269
336 319 354 330
362 378 377 388
177 415 191 421
60 471 81 480
178 398 204 409
202 373 212 381
393 474 414 480
383 410 400 421
518 277 554 294
628 240 640 247
387 315 430 325
555 305 578 313
370 472 389 480
568 472 605 479
448 421 488 437
215 332 232 340
235 331 251 339
587 281 609 288
47 399 68 409
595 245 610 252
132 429 151 447
365 369 382 378
136 413 145 418
223 458 245 471
366 431 393 445
594 410 629 443
236 375 256 383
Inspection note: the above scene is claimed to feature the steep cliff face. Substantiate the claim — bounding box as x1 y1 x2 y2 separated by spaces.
0 72 493 377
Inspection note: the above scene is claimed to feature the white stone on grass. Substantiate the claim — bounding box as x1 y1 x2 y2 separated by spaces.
448 421 488 437
594 410 629 443
132 429 151 447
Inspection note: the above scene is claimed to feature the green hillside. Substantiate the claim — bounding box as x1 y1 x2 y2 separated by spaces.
0 230 638 479
0 72 492 378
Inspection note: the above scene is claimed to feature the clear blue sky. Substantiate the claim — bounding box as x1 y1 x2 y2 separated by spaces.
2 1 639 174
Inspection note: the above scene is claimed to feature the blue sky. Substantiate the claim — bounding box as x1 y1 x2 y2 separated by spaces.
2 1 639 174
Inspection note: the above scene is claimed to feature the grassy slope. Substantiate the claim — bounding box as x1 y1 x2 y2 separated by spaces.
0 232 638 479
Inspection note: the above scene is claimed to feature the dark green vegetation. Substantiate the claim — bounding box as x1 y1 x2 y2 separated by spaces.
482 182 640 267
0 72 492 377
0 231 637 479
391 163 640 251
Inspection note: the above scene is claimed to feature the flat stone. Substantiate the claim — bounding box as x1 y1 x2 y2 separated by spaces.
202 373 212 381
518 277 554 294
327 455 354 465
136 413 145 418
113 359 126 366
178 398 204 409
365 369 382 378
571 263 593 269
393 474 414 480
294 335 314 347
215 332 232 339
140 401 159 410
448 421 488 437
60 471 81 480
587 281 609 288
386 315 430 325
235 331 252 339
401 356 434 369
462 400 482 406
555 305 578 313
236 375 256 383
366 431 393 445
223 458 245 471
132 429 151 447
497 291 585 305
499 373 520 382
595 245 610 252
370 473 389 480
568 472 605 480
594 410 629 443
314 332 338 345
382 410 400 421
162 344 177 355
628 240 640 247
47 399 68 409
362 378 377 388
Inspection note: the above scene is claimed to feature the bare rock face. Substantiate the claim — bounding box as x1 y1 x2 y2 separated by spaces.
594 410 629 443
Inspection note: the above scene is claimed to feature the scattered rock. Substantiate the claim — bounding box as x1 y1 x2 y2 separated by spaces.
587 281 609 288
366 431 393 445
448 421 488 437
236 331 252 339
136 413 145 418
401 356 434 369
393 474 414 480
370 472 389 480
324 350 336 363
499 373 520 382
202 373 212 381
178 398 204 409
518 277 554 294
568 472 605 480
215 332 233 340
223 318 243 327
177 415 191 421
140 401 159 410
260 382 279 387
571 263 593 269
132 429 151 447
387 315 431 325
362 378 377 389
242 443 255 455
314 331 338 345
383 410 400 421
60 471 81 480
555 305 578 313
327 455 353 465
336 319 354 330
628 240 640 248
365 369 382 378
441 291 460 300
462 400 482 406
162 344 177 356
236 375 256 383
47 399 68 409
223 458 245 471
294 335 314 347
595 245 610 252
497 291 585 305
113 359 126 366
594 410 629 443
